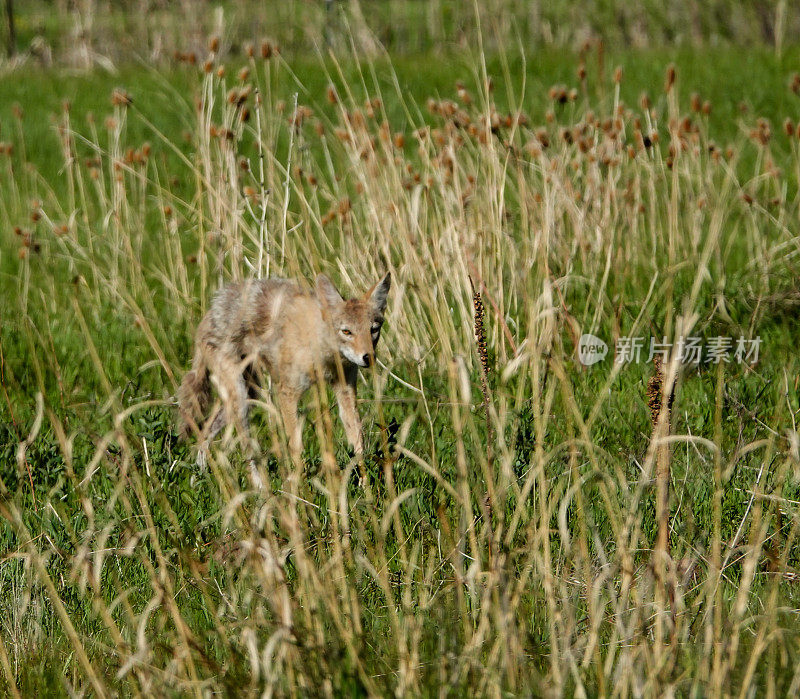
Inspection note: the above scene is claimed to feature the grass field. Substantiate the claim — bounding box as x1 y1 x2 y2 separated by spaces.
2 7 800 695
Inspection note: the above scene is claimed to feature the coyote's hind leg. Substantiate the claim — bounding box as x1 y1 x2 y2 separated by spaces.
196 355 256 465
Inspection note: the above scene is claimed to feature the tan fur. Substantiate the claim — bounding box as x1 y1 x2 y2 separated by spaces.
178 273 390 457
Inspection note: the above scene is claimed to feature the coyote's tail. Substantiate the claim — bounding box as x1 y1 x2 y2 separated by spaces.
178 347 211 440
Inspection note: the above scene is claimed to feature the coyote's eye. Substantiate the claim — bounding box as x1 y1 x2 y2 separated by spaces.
340 328 352 337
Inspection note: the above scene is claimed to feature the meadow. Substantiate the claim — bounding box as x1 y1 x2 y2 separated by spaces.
2 3 800 695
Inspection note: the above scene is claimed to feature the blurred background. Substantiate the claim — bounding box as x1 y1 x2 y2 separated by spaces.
2 0 797 69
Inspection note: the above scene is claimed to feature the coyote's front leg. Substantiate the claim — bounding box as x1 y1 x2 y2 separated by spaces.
335 365 363 454
277 386 304 458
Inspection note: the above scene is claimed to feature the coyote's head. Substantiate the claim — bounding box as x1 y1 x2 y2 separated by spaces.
316 273 391 368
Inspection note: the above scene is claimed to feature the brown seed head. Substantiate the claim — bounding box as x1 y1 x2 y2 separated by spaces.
646 355 674 427
664 64 676 93
535 128 550 148
111 89 132 107
326 85 338 104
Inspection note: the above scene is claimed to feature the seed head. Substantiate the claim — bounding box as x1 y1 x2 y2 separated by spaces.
664 64 676 93
471 279 489 380
549 84 568 104
111 89 132 107
647 356 670 427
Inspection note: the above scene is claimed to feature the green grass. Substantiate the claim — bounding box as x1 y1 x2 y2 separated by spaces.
2 45 800 181
2 35 800 695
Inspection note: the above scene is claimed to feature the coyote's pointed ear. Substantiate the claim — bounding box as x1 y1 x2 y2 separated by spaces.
368 272 391 314
316 274 344 307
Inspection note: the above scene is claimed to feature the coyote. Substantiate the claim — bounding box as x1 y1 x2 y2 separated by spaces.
178 272 391 457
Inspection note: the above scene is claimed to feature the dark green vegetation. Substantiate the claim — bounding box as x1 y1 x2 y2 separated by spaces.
2 4 800 695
